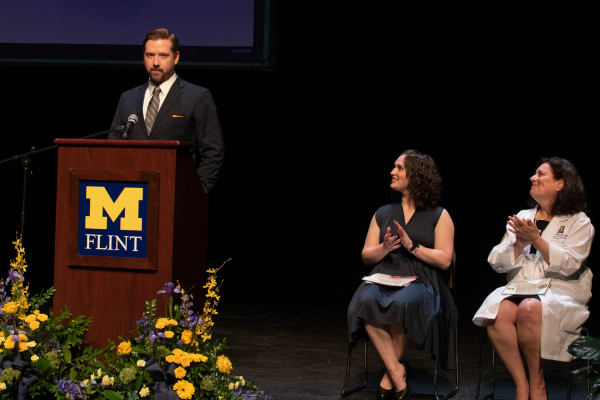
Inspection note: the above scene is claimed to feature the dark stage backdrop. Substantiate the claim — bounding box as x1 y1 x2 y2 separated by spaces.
0 7 595 325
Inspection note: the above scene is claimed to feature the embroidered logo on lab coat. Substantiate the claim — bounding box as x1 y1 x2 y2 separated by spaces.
554 226 567 240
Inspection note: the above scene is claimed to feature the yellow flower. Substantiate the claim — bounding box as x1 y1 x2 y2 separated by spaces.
27 341 36 347
118 341 132 355
5 336 18 349
2 301 18 314
181 330 193 344
24 314 36 323
180 355 191 368
18 341 28 352
31 355 39 362
18 334 28 342
29 321 40 330
97 369 102 377
166 355 175 363
174 366 186 379
229 383 234 390
173 354 182 364
173 379 195 400
102 375 110 386
137 360 146 367
201 332 211 342
173 349 183 356
192 353 208 363
216 355 233 374
235 382 239 389
169 319 178 326
139 386 150 397
37 314 48 322
155 318 169 329
110 377 114 385
0 382 6 390
33 310 40 315
164 331 174 339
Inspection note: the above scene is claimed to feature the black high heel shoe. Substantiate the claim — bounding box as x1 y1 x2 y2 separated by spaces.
376 385 395 400
395 360 412 400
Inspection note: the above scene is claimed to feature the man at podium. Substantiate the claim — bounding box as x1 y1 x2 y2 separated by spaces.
109 28 224 195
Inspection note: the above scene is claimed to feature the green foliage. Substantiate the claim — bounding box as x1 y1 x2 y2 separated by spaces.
143 299 157 320
568 335 600 400
29 287 56 309
0 368 21 386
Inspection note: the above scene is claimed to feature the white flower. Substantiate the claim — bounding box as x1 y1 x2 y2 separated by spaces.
109 377 114 385
235 382 239 389
97 368 102 377
102 375 110 386
0 337 5 343
27 341 36 348
137 360 146 367
241 379 246 387
31 355 39 362
0 382 6 390
229 383 234 390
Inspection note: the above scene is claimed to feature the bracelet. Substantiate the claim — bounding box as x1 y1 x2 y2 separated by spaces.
409 242 420 255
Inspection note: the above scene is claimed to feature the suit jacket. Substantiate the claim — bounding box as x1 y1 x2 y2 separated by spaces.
109 75 224 194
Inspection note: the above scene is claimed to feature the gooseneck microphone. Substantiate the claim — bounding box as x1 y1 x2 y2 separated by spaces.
121 114 138 139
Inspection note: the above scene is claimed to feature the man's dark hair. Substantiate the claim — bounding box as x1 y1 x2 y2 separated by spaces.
528 157 588 216
392 149 442 211
143 28 179 53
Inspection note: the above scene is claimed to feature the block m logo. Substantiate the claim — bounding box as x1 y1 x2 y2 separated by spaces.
85 187 144 231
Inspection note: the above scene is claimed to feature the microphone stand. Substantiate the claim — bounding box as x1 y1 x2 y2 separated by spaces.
0 129 116 243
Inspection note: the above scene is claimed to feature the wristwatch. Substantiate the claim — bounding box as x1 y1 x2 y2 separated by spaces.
409 242 420 255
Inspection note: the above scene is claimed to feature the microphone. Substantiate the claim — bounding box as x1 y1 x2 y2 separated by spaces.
121 114 138 139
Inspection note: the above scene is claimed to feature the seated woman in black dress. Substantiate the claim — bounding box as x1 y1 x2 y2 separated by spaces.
348 150 457 400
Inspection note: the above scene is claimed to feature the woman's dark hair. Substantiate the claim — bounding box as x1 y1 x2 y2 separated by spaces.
391 149 442 210
528 157 588 216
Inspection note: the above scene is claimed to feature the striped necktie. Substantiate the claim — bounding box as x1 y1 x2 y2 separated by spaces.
145 86 161 135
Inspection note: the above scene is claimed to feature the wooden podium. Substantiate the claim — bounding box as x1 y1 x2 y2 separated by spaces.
53 139 208 349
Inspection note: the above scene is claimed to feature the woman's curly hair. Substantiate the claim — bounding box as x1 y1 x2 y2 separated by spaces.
528 157 588 216
391 149 442 210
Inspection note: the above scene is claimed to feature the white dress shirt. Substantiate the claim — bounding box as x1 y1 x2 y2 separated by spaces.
143 73 178 120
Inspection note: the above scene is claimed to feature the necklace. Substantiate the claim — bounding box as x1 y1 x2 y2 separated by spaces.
535 209 552 222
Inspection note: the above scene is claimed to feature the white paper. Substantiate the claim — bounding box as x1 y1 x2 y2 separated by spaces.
502 278 552 296
362 273 418 287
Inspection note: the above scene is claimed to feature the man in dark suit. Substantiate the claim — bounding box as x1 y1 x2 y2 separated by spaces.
109 28 224 195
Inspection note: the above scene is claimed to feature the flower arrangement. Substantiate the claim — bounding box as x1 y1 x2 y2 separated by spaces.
0 238 91 400
1 239 271 400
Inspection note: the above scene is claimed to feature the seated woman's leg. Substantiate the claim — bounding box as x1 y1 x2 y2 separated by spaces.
516 298 545 400
365 320 407 392
487 299 529 400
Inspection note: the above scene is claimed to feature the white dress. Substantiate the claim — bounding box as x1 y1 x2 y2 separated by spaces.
473 209 594 361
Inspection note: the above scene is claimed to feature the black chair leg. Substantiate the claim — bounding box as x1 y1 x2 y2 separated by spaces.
441 324 460 400
341 341 368 398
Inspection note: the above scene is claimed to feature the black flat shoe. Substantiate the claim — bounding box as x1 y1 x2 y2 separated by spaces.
376 385 395 400
395 360 412 399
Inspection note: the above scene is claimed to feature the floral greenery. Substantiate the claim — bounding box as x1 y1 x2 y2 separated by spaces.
568 334 600 400
1 239 271 400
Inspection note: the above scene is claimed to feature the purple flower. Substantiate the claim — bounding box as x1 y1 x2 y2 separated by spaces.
150 330 158 342
55 379 86 399
177 340 183 347
157 282 175 295
158 332 166 338
232 389 242 396
8 269 24 282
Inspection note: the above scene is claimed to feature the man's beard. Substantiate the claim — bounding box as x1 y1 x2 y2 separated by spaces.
148 69 165 85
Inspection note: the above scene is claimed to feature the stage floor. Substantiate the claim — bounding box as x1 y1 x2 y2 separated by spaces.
212 301 590 400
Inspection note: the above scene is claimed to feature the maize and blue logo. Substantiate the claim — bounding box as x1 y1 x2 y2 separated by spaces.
78 181 148 258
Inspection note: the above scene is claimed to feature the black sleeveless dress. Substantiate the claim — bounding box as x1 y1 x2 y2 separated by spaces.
347 204 458 369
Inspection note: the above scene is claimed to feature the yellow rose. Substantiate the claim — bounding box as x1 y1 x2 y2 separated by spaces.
33 310 40 315
166 355 175 363
31 355 39 362
155 318 169 329
4 337 15 349
173 349 183 356
25 314 36 323
118 341 132 355
174 366 187 379
137 360 146 367
37 314 48 322
102 375 110 386
2 301 18 314
0 382 6 390
18 341 28 352
18 334 27 342
164 331 174 339
216 355 233 374
181 330 193 344
139 386 150 397
173 355 182 364
169 319 178 326
29 321 40 330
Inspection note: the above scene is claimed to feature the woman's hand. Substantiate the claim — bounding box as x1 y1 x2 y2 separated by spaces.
508 215 541 244
393 220 413 249
382 227 401 253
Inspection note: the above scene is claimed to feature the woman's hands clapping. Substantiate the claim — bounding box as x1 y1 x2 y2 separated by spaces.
393 220 413 249
507 215 541 246
382 227 401 253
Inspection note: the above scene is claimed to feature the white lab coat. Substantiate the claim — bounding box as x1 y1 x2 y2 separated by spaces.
473 208 594 361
